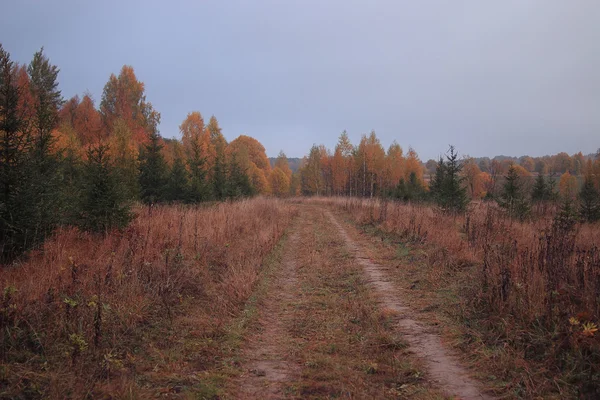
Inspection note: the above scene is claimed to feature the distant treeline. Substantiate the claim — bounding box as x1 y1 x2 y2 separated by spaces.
293 131 599 222
423 152 598 178
269 157 302 173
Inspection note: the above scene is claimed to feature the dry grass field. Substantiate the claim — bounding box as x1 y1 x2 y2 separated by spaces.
309 196 600 398
0 199 296 398
2 196 599 399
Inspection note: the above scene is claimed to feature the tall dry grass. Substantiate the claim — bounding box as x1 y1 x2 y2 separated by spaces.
0 198 296 398
308 196 600 396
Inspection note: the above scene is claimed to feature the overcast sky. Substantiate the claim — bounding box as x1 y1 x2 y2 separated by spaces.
1 1 598 160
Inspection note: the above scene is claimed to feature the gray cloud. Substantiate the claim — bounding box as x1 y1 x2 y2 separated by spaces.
1 0 598 159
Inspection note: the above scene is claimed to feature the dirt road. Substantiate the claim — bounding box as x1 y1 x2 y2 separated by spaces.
233 205 490 399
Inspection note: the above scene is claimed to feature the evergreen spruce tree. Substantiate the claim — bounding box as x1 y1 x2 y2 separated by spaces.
531 173 549 202
579 174 600 222
394 178 407 200
430 146 468 212
23 48 65 248
212 150 227 200
395 172 424 202
499 164 530 220
138 131 167 204
547 175 558 202
406 171 424 201
227 154 253 198
79 144 131 232
443 146 469 212
188 141 210 202
428 156 445 203
0 45 31 259
166 155 190 202
60 132 83 225
554 195 578 232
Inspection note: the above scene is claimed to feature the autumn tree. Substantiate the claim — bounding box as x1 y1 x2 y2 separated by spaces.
552 152 572 174
383 141 404 192
331 146 346 195
404 147 424 185
559 171 578 200
100 65 159 144
572 152 585 175
249 164 270 194
274 150 292 179
109 118 139 199
227 135 271 172
484 159 504 199
520 156 535 172
336 131 354 195
475 172 492 199
318 145 333 195
180 111 205 159
330 132 354 196
180 112 211 201
59 95 79 128
73 94 103 145
270 167 290 197
289 172 302 196
227 135 271 195
461 158 481 199
207 116 227 199
301 145 324 195
355 131 385 197
207 115 226 150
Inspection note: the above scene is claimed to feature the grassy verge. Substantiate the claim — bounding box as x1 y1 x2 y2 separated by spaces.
288 206 443 399
204 223 297 399
335 209 574 399
0 199 296 399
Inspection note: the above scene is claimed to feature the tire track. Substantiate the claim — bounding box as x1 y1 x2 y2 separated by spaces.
325 208 492 400
236 225 301 399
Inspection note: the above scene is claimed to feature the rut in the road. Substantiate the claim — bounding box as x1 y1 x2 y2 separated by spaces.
236 228 301 399
325 209 492 400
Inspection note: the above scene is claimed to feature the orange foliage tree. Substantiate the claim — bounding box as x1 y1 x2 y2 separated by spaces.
559 171 578 199
383 141 404 190
270 167 290 197
355 131 385 197
275 150 292 180
404 147 424 184
227 135 271 194
100 65 160 144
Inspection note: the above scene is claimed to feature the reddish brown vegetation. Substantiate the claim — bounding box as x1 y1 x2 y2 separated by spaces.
312 197 600 397
0 199 295 398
